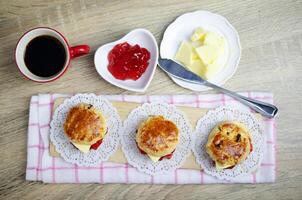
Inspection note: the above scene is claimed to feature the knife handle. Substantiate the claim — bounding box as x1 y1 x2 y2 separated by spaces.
204 81 278 118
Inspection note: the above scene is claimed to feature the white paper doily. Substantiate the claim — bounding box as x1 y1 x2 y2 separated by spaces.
50 93 122 166
192 106 265 181
122 103 192 175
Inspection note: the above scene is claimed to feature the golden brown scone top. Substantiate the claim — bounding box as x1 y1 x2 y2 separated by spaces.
64 103 106 145
136 115 179 157
206 121 252 169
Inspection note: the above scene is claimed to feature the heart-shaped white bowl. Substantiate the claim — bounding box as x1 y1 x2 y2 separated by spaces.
94 29 158 92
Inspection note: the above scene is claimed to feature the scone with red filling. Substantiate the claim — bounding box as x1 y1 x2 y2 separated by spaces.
64 103 107 153
206 121 253 170
136 115 179 162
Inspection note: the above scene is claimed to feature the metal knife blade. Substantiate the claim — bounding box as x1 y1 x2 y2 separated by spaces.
158 58 206 85
158 59 278 118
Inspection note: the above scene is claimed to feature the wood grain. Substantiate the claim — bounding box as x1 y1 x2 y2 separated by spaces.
1 0 302 199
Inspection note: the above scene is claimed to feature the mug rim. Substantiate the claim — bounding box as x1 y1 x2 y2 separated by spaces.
15 27 71 83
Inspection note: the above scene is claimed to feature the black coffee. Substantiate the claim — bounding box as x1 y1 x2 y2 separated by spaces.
24 35 66 77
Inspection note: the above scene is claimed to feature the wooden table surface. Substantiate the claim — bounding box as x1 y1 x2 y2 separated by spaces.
1 0 302 199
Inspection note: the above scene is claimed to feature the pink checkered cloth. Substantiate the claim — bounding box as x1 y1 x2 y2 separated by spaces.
26 92 277 184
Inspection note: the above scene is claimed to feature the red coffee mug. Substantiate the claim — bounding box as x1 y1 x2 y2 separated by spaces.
15 27 90 83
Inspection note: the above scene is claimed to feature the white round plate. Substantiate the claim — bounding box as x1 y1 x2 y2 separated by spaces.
160 10 241 91
94 28 158 93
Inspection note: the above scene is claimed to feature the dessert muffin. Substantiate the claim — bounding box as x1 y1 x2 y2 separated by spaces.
136 115 179 162
64 103 107 153
206 121 252 169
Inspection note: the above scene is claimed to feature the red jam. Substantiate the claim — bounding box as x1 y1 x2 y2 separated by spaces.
107 42 150 80
249 138 253 152
90 139 103 150
90 129 108 150
136 142 174 161
159 150 175 161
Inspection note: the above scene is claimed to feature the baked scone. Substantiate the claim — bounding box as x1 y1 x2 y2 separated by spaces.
64 103 107 153
136 115 179 162
206 121 252 170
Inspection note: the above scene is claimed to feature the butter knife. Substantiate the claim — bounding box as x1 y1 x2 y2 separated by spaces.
158 58 278 118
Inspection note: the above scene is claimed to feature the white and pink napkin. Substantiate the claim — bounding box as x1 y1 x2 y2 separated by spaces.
26 92 277 184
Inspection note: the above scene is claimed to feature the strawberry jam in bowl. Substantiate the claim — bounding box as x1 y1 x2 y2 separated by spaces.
94 29 158 92
107 42 150 81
